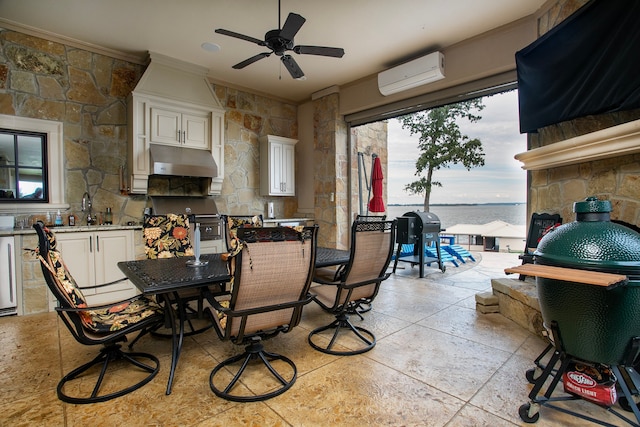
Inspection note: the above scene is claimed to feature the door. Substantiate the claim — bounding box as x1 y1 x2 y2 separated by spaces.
55 233 95 295
91 231 136 304
281 142 295 195
269 141 284 194
150 107 181 145
182 113 209 149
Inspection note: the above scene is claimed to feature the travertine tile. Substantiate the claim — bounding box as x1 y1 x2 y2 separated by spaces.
371 324 511 401
268 356 465 426
418 304 531 353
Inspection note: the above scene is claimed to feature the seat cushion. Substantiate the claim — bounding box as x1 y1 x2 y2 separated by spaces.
82 295 163 333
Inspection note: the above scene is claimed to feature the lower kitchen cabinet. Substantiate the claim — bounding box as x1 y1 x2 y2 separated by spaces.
52 229 137 306
0 236 17 316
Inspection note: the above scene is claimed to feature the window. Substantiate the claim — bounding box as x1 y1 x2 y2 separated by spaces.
0 114 65 214
0 129 48 202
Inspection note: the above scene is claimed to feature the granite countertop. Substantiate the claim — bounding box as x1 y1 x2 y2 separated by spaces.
0 224 143 236
263 217 314 223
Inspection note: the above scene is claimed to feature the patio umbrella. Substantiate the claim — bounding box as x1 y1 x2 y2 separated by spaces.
368 155 385 213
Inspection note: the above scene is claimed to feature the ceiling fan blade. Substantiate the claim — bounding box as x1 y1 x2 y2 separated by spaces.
215 28 265 46
281 55 304 79
294 45 345 58
279 13 306 40
233 52 271 69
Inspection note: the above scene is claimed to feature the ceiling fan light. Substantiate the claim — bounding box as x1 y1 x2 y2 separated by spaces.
201 42 221 52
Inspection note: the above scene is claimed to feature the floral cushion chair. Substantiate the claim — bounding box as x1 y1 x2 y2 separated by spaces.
143 213 194 259
33 222 163 404
143 213 220 336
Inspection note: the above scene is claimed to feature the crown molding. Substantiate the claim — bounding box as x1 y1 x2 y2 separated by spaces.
0 18 147 65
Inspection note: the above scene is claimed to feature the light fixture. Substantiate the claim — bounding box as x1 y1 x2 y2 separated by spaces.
201 42 221 52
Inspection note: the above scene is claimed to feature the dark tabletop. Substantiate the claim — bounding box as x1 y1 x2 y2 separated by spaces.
315 247 350 268
118 254 231 294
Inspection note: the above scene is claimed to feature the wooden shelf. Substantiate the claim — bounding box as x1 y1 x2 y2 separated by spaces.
505 264 627 288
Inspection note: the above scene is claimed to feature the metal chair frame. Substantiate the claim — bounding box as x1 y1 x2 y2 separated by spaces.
34 222 163 404
204 226 317 402
308 220 396 355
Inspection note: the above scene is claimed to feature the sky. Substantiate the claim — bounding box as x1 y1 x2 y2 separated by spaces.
386 90 527 205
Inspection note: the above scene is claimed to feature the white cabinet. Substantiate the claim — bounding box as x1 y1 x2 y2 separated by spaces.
260 135 298 196
53 229 137 306
0 236 16 315
150 106 209 150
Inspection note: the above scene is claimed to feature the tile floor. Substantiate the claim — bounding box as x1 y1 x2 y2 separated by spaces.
0 252 630 426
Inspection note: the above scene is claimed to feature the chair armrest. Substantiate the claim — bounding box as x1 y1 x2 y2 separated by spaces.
54 294 145 312
225 294 315 318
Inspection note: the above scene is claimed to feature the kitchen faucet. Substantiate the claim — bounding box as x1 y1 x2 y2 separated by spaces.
81 192 94 225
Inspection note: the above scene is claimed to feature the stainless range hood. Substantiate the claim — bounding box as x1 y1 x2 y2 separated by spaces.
149 144 217 178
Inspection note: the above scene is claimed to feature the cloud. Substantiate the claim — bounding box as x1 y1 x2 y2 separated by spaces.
387 90 526 205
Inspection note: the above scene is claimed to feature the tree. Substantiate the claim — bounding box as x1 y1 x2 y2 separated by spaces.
398 99 486 212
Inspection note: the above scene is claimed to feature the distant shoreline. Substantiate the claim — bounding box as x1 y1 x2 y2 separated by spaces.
389 202 525 207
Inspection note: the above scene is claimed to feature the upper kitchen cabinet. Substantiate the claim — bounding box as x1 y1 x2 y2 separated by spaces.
260 135 297 196
128 53 225 195
149 106 209 150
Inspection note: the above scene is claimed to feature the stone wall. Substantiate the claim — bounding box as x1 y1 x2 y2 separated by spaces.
211 85 298 219
313 93 344 248
526 1 640 226
350 122 388 222
0 29 147 225
0 29 300 224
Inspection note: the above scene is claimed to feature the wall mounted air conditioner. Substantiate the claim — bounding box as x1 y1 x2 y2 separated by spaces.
378 51 445 96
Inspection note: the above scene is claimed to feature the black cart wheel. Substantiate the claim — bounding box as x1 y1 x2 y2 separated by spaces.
519 403 540 423
525 368 539 384
618 395 640 412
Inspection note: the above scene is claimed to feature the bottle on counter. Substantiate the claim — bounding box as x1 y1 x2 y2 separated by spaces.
45 211 52 226
68 213 76 226
54 210 63 226
104 207 112 225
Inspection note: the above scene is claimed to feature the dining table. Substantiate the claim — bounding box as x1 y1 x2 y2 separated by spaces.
118 253 230 395
117 247 348 395
315 246 350 268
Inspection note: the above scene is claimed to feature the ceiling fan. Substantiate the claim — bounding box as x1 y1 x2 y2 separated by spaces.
215 0 345 79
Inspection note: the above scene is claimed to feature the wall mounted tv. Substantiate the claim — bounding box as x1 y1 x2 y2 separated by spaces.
516 0 640 134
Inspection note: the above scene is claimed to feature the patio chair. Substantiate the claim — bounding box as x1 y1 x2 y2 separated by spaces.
204 226 318 402
33 222 164 404
308 219 396 355
518 213 562 280
143 214 223 336
221 214 264 253
355 214 387 222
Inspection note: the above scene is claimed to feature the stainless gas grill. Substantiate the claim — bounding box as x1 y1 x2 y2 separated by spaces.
150 196 224 254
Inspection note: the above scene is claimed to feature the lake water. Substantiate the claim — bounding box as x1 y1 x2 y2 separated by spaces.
386 204 527 230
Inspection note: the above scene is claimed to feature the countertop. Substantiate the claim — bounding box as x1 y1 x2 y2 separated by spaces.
0 224 143 237
263 217 314 224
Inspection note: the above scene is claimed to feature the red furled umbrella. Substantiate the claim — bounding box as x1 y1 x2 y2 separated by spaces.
368 155 385 213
